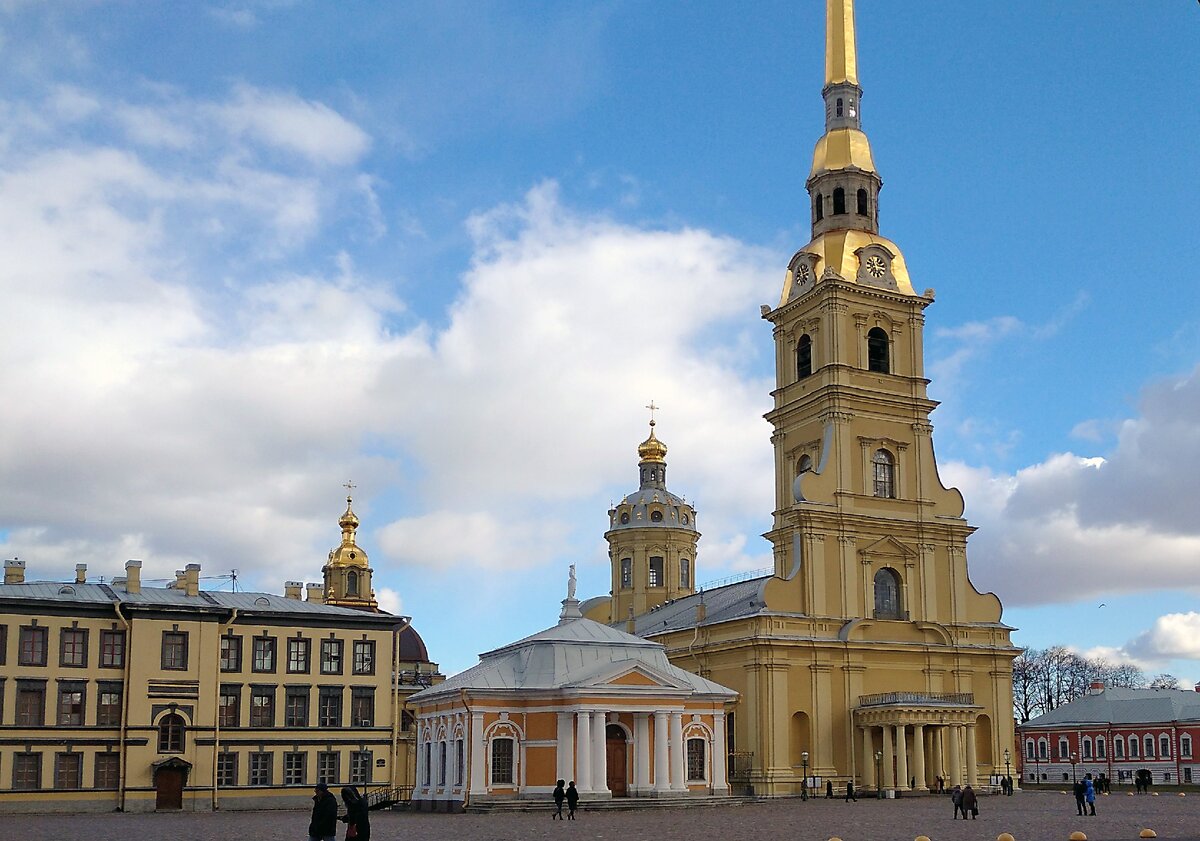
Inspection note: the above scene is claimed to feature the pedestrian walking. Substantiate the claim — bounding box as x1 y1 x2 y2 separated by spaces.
825 780 834 799
844 780 857 802
308 783 339 841
339 786 370 841
1074 779 1086 815
950 784 963 819
552 779 566 819
1085 775 1096 816
566 780 579 820
961 785 978 820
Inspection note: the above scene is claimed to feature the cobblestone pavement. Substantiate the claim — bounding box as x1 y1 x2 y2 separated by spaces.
7 791 1199 841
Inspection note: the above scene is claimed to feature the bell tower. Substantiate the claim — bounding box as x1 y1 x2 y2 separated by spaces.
605 408 699 621
323 487 379 611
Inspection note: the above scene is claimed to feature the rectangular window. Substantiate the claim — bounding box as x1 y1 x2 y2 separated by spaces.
686 737 706 781
352 640 375 675
1182 735 1192 757
285 687 309 727
59 628 88 667
252 636 277 673
99 629 125 669
13 753 42 790
216 752 238 787
19 626 48 666
54 753 82 789
58 684 86 726
491 738 513 785
1160 735 1171 757
248 752 273 786
287 637 309 674
1038 740 1047 759
320 639 343 675
350 750 372 785
94 753 120 790
219 686 241 728
351 687 375 727
1185 768 1193 784
96 685 123 726
16 682 46 726
1058 739 1069 759
284 752 306 785
1115 738 1124 758
1145 736 1154 758
0 623 6 665
438 742 447 785
161 631 188 671
456 740 464 787
1129 737 1139 758
220 635 242 672
1097 738 1106 759
680 558 690 589
317 751 339 784
620 558 632 589
1083 740 1092 759
318 686 342 727
648 556 663 587
250 687 275 727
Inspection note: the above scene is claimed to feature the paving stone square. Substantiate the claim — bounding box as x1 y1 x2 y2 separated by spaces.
6 791 1200 841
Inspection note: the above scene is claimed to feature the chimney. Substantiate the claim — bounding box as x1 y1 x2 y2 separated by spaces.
184 563 201 597
1194 682 1200 693
124 560 142 594
625 606 636 635
696 599 707 623
284 581 303 600
1089 681 1105 695
306 583 325 604
75 564 88 584
4 559 26 585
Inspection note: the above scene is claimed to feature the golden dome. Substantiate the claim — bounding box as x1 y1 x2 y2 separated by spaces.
809 128 876 182
338 496 359 530
637 421 668 464
781 229 918 304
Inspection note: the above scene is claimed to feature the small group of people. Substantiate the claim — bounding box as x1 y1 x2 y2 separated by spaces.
1074 774 1098 817
950 784 978 820
551 780 580 820
309 783 370 841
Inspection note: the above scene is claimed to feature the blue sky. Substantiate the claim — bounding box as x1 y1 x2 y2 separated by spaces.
2 2 1199 683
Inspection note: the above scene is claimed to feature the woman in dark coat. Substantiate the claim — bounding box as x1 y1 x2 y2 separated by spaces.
340 786 371 841
961 785 978 820
566 780 579 820
552 779 566 819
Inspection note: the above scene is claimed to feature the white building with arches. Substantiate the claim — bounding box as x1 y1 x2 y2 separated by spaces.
406 598 737 810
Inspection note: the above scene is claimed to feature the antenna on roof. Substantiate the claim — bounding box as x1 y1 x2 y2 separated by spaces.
231 569 239 592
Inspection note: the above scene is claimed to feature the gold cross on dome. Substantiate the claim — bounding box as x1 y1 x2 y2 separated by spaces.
342 479 356 500
645 400 659 424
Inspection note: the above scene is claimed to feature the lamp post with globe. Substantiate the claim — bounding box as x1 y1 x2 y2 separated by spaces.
1004 748 1012 794
801 751 809 800
875 750 884 799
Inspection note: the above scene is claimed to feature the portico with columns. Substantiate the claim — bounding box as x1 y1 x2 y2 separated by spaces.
407 594 736 809
855 694 983 792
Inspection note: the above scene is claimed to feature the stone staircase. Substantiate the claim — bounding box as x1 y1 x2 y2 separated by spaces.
466 794 758 814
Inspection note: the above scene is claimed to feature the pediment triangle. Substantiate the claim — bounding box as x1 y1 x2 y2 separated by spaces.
860 535 916 559
568 660 693 691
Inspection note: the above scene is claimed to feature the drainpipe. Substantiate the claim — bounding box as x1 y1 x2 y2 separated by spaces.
115 602 132 812
459 688 473 811
389 618 411 794
212 608 238 811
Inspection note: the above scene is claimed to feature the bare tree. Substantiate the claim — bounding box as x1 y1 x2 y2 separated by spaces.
1012 646 1147 720
1149 673 1180 690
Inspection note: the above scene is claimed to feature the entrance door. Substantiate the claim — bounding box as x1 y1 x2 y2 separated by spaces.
605 724 628 797
155 768 184 810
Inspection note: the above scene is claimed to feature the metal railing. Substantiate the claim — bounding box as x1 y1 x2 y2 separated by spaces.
365 784 413 810
858 691 974 707
699 567 773 590
728 751 755 782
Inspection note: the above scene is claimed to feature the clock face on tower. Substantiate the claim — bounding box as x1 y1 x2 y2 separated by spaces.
865 255 887 278
797 263 811 283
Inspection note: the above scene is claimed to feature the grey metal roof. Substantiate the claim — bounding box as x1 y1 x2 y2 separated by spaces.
626 575 771 637
409 617 737 703
0 581 398 620
608 487 697 532
1021 687 1200 728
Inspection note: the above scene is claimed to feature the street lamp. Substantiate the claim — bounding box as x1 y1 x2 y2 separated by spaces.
801 751 809 801
1004 748 1012 794
875 750 884 799
1070 751 1079 785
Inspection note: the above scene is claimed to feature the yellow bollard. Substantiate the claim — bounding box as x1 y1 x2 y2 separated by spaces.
1151 791 1159 796
1139 831 1158 839
997 833 1016 841
828 837 844 841
1127 792 1135 796
1178 792 1187 797
1068 832 1087 841
915 836 931 841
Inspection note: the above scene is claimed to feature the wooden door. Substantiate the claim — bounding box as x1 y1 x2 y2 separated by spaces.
606 726 627 797
155 768 184 810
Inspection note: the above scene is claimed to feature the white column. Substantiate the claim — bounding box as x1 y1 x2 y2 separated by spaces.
896 725 909 790
653 711 670 792
634 713 651 793
592 711 609 795
882 724 895 789
469 712 487 795
575 711 592 791
934 726 945 784
948 725 962 786
912 724 927 790
861 726 874 788
711 712 728 793
669 711 686 790
965 724 978 787
556 712 575 784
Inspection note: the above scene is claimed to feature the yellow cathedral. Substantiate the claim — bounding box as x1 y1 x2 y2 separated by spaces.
583 0 1019 797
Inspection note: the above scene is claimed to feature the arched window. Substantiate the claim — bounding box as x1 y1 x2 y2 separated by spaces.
1129 736 1139 758
1144 735 1154 757
346 570 359 597
833 187 846 215
1038 739 1048 759
873 568 901 619
836 97 844 118
620 512 630 524
1082 737 1092 759
687 737 707 781
798 454 813 474
814 194 824 221
490 737 514 785
1058 738 1069 759
872 449 895 498
1181 735 1192 757
867 327 889 373
1026 740 1035 760
158 713 185 753
856 188 868 216
796 334 813 379
1097 736 1106 758
1114 736 1124 758
680 558 690 589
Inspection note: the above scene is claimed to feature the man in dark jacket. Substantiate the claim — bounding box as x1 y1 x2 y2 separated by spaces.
309 782 339 841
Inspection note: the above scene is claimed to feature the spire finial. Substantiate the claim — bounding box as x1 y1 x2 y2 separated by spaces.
645 399 659 428
342 479 356 506
825 0 858 87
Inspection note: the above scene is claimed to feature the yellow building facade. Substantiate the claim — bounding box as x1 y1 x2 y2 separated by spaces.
587 0 1018 798
0 499 439 813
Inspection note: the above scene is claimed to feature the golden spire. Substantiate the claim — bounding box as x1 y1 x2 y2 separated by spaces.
825 0 858 87
637 401 668 464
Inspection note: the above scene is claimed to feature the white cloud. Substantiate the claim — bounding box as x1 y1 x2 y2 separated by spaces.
377 587 403 616
378 511 572 572
215 85 371 166
1127 613 1200 661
